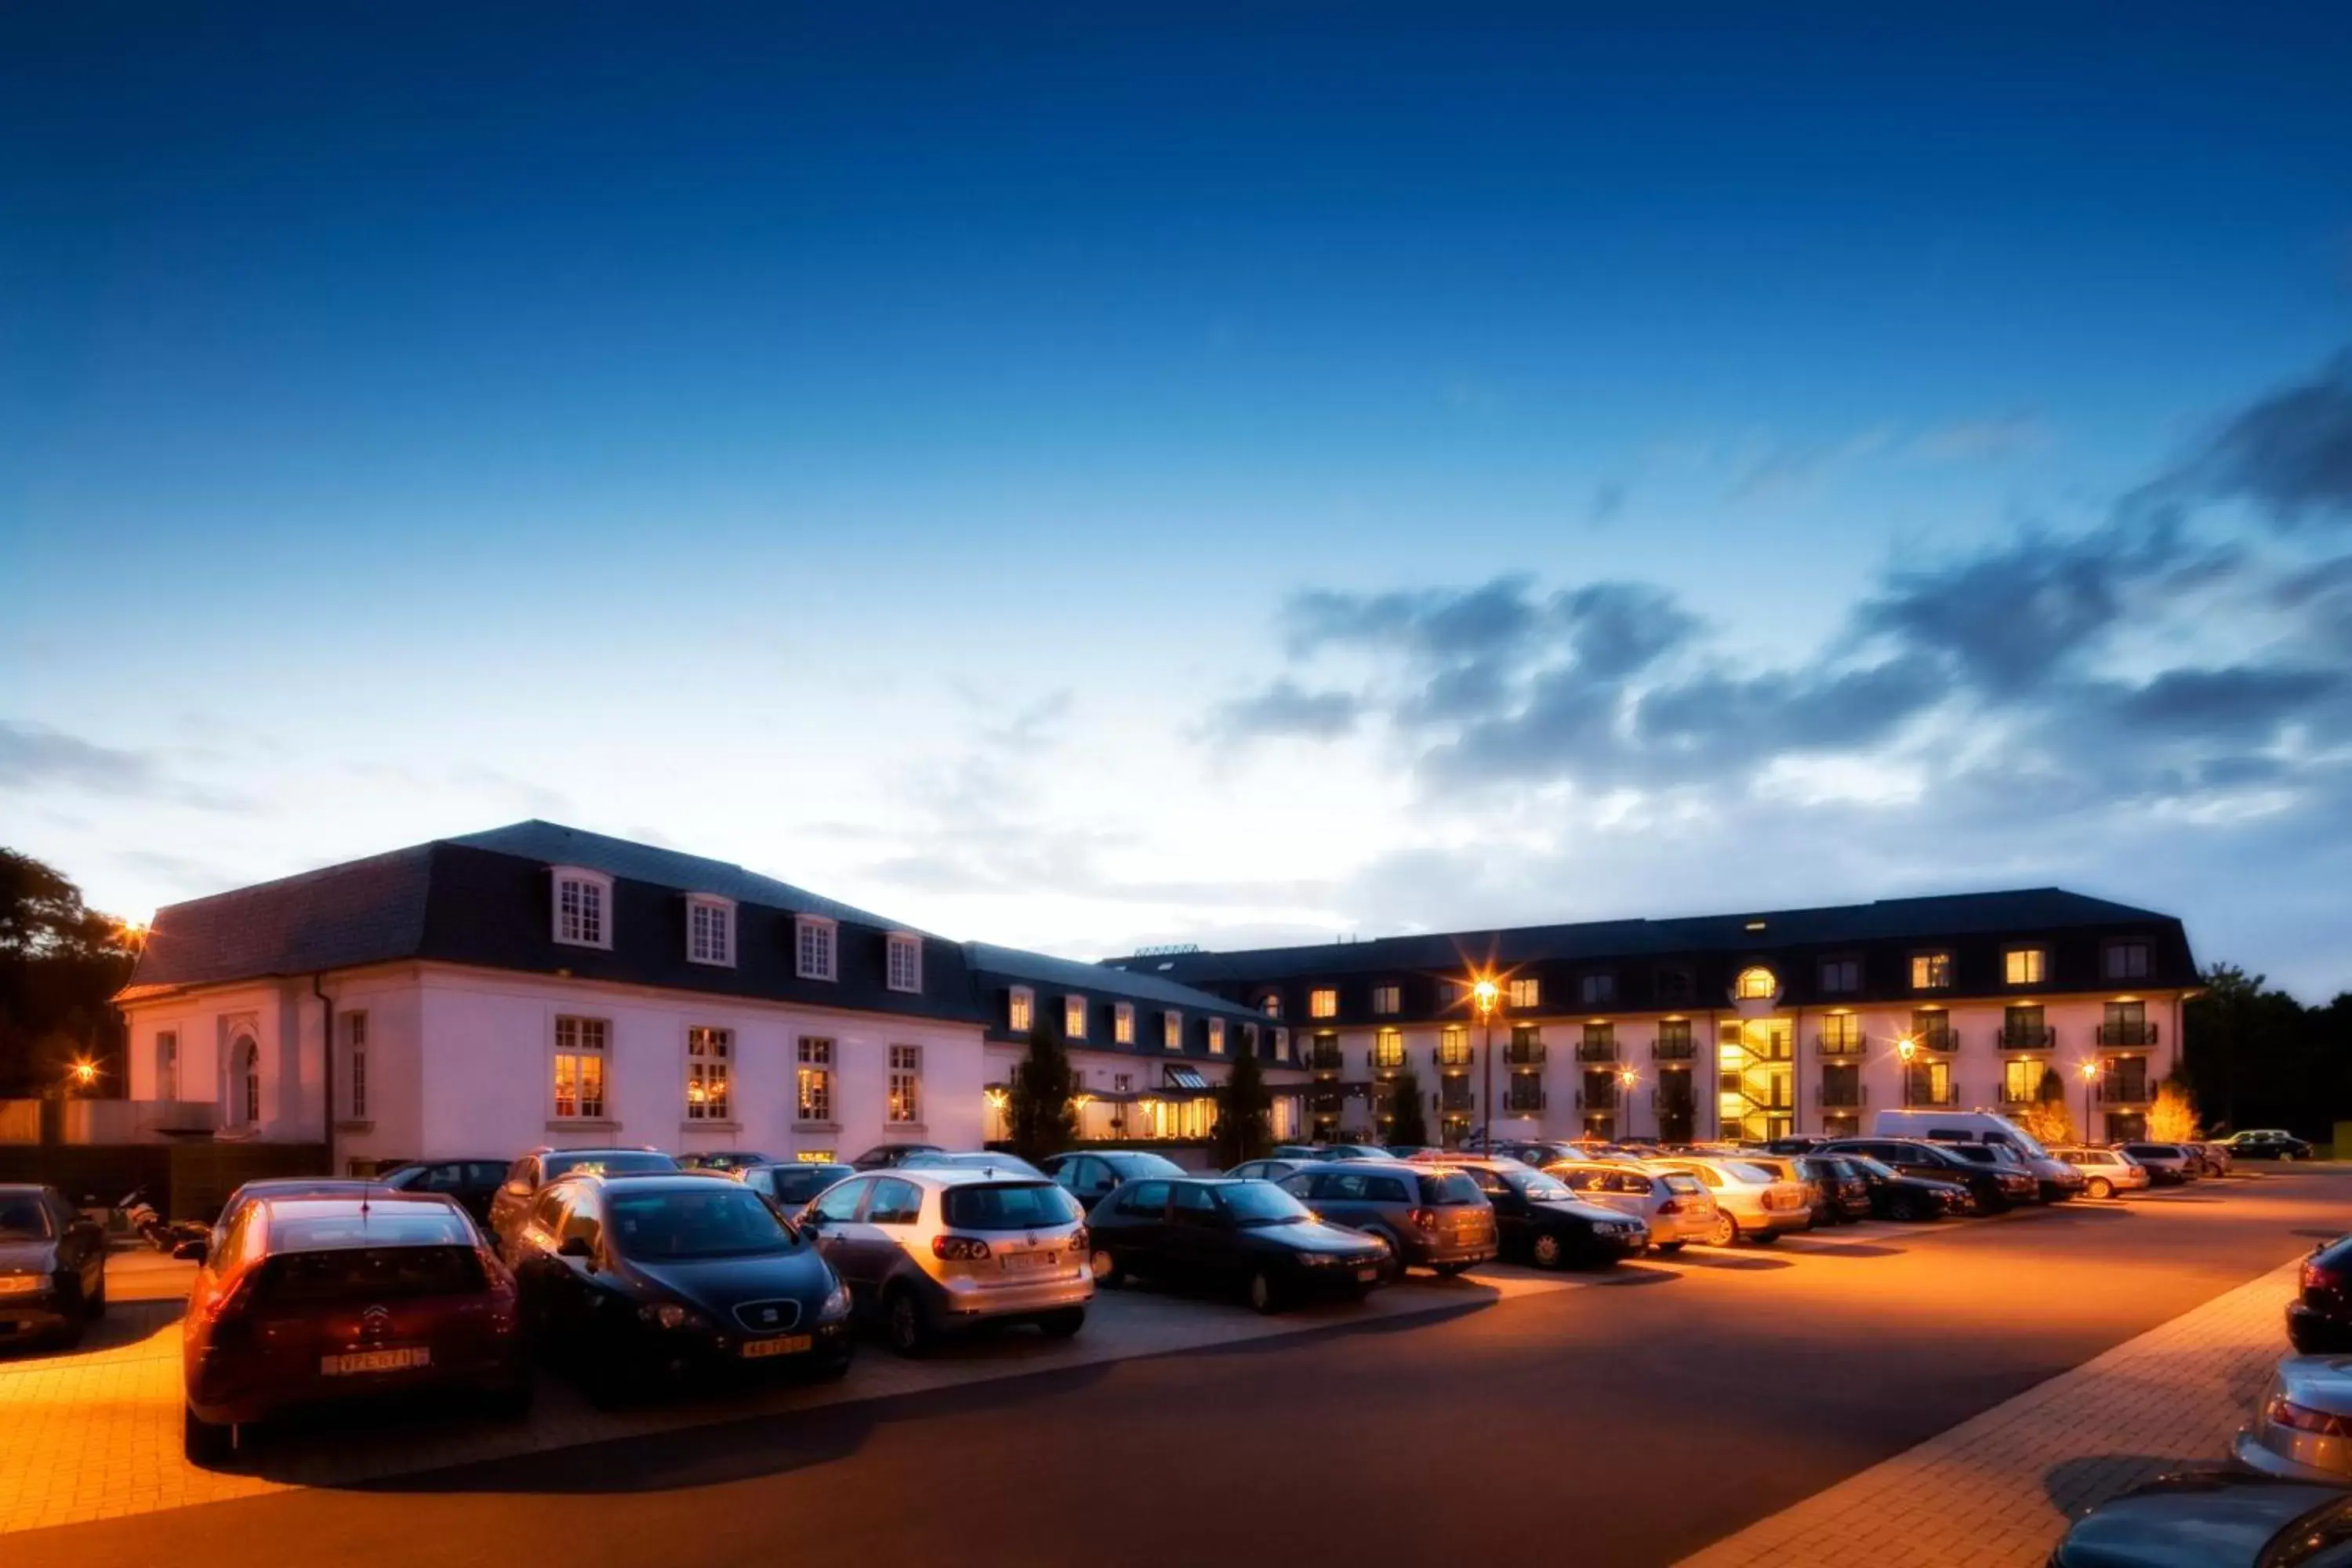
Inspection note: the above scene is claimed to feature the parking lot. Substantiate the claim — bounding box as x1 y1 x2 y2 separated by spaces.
5 1166 2340 1567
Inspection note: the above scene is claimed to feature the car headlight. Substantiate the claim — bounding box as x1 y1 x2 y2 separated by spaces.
0 1274 44 1296
637 1301 702 1330
817 1279 854 1323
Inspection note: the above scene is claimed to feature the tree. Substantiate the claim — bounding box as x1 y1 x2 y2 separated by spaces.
2148 1076 2201 1143
2183 963 2331 1135
1212 1044 1274 1167
1388 1069 1428 1148
1006 1029 1078 1163
0 850 139 1098
2014 1065 2077 1148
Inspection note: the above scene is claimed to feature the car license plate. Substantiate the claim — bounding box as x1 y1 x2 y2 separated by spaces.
1355 1267 1377 1283
742 1334 815 1359
321 1346 429 1376
1002 1250 1055 1272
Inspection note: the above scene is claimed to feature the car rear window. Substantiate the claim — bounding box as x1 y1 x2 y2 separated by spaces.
259 1245 485 1304
0 1195 53 1239
1106 1152 1185 1178
272 1208 474 1250
545 1151 678 1181
1661 1173 1704 1196
1417 1172 1484 1204
942 1181 1083 1230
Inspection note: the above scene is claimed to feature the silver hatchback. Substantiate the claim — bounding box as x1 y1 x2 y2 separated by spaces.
797 1167 1093 1355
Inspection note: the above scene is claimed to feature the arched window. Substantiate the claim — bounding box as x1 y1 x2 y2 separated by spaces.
1734 967 1778 1000
234 1037 261 1127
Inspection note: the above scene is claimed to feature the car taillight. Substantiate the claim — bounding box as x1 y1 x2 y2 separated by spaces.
1068 1227 1088 1254
196 1272 257 1343
2304 1261 2343 1294
1656 1199 1681 1215
1407 1207 1437 1231
2269 1396 2352 1437
932 1235 992 1261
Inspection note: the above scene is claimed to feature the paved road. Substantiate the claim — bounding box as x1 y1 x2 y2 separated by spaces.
13 1171 2343 1568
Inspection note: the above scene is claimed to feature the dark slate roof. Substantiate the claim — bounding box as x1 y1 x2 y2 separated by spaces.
121 846 439 992
1126 889 2184 985
964 942 1261 1020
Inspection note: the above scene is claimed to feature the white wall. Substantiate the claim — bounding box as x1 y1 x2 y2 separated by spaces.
122 979 325 1142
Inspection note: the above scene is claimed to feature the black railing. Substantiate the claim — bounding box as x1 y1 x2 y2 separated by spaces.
2099 1080 2152 1105
1308 1047 1345 1072
1574 1039 1618 1063
1438 1083 1474 1112
1816 1034 1865 1057
1504 1088 1547 1113
1817 1081 1867 1109
1504 1041 1546 1066
1436 1045 1474 1069
1652 1036 1697 1061
1911 1025 1956 1053
2097 1022 2158 1047
1575 1086 1618 1112
1903 1083 1958 1106
1370 1051 1406 1075
1998 1027 2054 1050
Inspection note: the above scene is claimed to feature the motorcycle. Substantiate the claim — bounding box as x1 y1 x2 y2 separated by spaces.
118 1189 211 1258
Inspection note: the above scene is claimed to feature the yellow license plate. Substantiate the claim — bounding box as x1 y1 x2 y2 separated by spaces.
742 1333 815 1359
321 1346 429 1375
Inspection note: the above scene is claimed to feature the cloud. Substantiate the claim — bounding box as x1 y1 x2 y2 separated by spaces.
1912 414 2049 462
2193 350 2352 524
1203 681 1363 742
1588 481 1627 528
0 720 251 810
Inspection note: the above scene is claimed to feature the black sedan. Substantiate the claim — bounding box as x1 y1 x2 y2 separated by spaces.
375 1158 510 1228
1819 1138 2011 1213
0 1185 107 1350
1086 1177 1390 1313
1842 1154 1969 1221
2289 1233 2352 1353
2227 1129 2316 1162
738 1162 856 1211
2051 1470 2351 1566
506 1171 853 1403
1456 1160 1649 1268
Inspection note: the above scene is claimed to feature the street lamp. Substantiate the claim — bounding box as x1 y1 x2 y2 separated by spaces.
1896 1036 1917 1108
2079 1059 2100 1143
1472 977 1499 1152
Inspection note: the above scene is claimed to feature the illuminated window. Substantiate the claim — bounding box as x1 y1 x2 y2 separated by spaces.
1260 993 1282 1018
1164 1011 1183 1050
1208 1019 1226 1055
1008 986 1034 1033
1310 988 1338 1019
1439 1026 1472 1068
2103 941 2151 981
1372 985 1401 1014
686 1026 731 1120
1819 1013 1860 1054
886 933 923 993
1065 996 1088 1040
797 1037 833 1123
551 868 612 949
1911 953 1952 990
2004 947 2046 985
887 1045 922 1123
1374 1028 1405 1070
1734 967 1777 1000
686 896 735 966
1114 1002 1134 1044
1507 978 1541 1009
553 1016 608 1120
1819 958 1860 994
795 916 837 981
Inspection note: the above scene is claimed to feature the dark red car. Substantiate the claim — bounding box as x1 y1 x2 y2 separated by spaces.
181 1192 530 1463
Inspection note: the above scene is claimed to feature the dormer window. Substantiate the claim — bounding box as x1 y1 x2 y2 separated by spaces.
1911 951 1953 990
796 916 837 982
686 895 735 967
1164 1011 1183 1051
1309 988 1338 1019
1009 986 1035 1033
1208 1018 1226 1055
1260 993 1282 1018
1115 1002 1135 1044
1065 995 1088 1040
1508 977 1541 1009
886 931 923 993
551 867 612 949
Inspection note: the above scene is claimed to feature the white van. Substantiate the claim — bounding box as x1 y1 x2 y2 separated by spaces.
1870 1109 2080 1202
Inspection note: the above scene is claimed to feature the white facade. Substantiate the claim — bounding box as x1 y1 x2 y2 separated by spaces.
122 961 984 1172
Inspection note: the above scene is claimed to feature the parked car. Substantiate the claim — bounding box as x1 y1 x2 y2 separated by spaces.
1225 1157 1322 1184
798 1167 1091 1354
1286 1143 1393 1163
897 1151 1049 1179
488 1147 680 1254
2051 1471 2352 1566
2288 1233 2352 1354
676 1151 774 1173
1276 1161 1497 1276
1796 1154 1876 1222
1447 1160 1648 1268
1549 1160 1717 1250
2235 1352 2352 1484
1038 1149 1186 1207
1085 1176 1389 1312
1383 1145 1445 1160
848 1143 946 1170
1730 1154 1844 1227
2187 1141 2235 1178
2053 1145 2152 1200
1818 1138 2020 1214
0 1184 108 1350
1934 1142 2048 1207
2118 1142 2199 1185
736 1162 856 1211
504 1171 851 1403
1838 1153 1969 1220
375 1160 510 1228
213 1178 383 1247
2223 1129 2314 1161
1644 1157 1813 1245
181 1192 531 1461
1491 1139 1592 1169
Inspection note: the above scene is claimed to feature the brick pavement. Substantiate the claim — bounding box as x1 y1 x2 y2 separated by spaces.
1675 1254 2305 1568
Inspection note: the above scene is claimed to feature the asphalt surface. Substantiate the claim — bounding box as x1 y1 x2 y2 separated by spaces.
16 1167 2345 1568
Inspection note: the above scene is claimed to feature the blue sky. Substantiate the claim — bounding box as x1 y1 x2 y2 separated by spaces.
5 5 2351 993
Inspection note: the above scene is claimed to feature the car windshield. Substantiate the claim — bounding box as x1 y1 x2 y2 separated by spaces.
608 1187 796 1260
1218 1182 1313 1225
1660 1173 1705 1196
1106 1152 1184 1178
0 1196 53 1239
1517 1174 1576 1201
1417 1172 1485 1203
940 1181 1083 1231
546 1151 678 1181
1721 1161 1776 1185
1848 1156 1900 1180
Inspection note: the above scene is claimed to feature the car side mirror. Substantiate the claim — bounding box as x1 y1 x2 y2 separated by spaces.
504 1179 531 1197
172 1238 209 1263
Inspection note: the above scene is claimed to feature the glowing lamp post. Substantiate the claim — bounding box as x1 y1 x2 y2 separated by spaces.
1472 977 1500 1152
2079 1059 2100 1143
1896 1036 1918 1108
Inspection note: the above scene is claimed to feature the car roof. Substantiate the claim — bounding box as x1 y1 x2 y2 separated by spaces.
551 1170 746 1193
874 1165 1056 1189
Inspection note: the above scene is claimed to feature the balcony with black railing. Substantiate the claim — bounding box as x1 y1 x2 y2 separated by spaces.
1909 1025 1957 1053
1998 1026 2055 1050
1504 1040 1546 1066
1438 1080 1474 1112
1308 1045 1345 1072
1816 1033 1865 1058
1651 1035 1697 1061
1574 1037 1619 1064
1901 1082 1959 1107
1816 1080 1867 1109
2098 1077 2153 1105
1504 1087 1547 1113
2096 1022 2158 1047
1436 1044 1475 1070
1575 1084 1618 1112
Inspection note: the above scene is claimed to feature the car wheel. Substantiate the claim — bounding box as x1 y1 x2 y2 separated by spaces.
884 1286 933 1357
1247 1270 1283 1315
1367 1229 1406 1279
1037 1307 1086 1339
1706 1212 1739 1247
1530 1232 1566 1269
85 1270 107 1321
1089 1249 1125 1288
2086 1177 2114 1200
183 1405 234 1467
